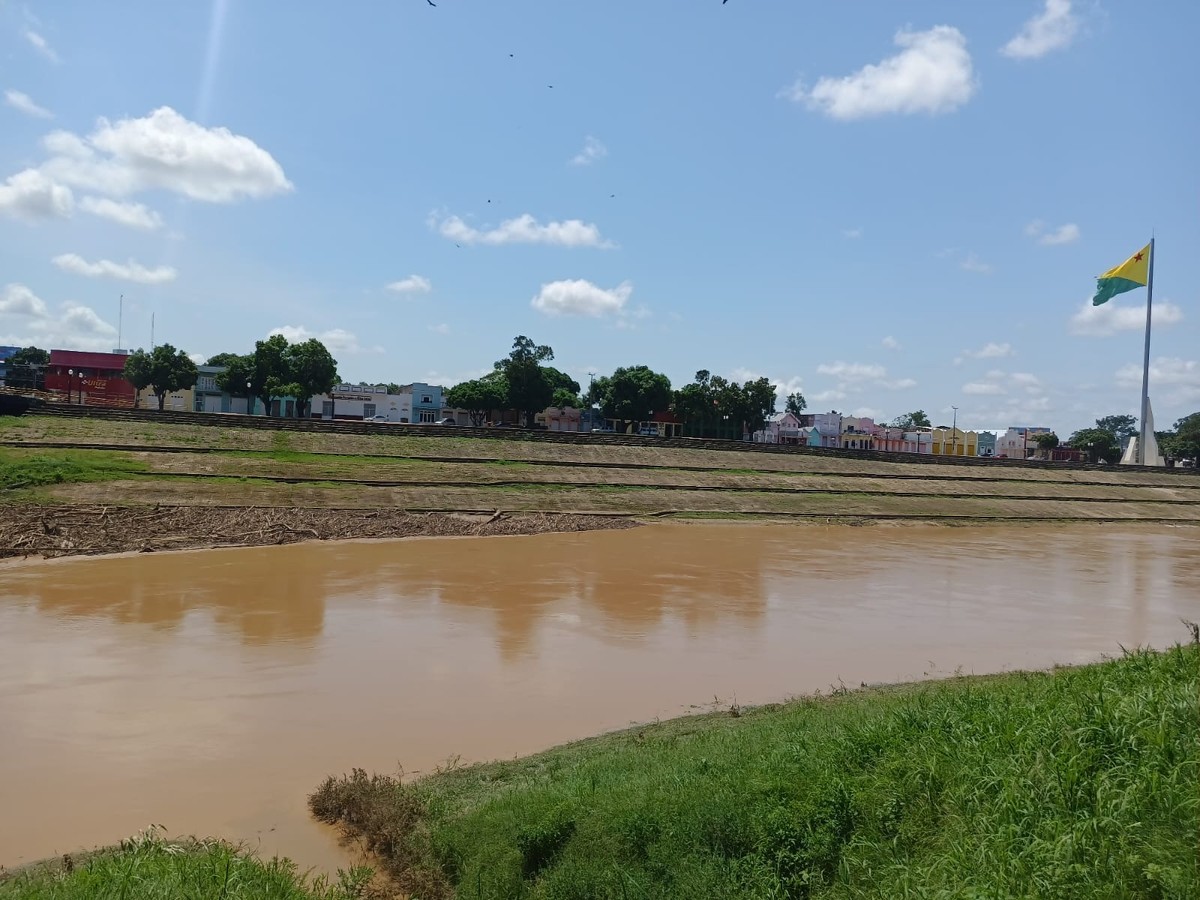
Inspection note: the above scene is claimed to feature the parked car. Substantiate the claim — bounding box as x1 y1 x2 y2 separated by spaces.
434 417 457 426
366 415 389 424
638 425 659 437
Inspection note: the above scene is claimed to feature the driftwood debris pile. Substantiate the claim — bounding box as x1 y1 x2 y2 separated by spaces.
0 505 638 559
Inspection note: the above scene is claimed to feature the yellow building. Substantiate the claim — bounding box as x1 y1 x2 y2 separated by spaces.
931 427 978 457
136 385 195 411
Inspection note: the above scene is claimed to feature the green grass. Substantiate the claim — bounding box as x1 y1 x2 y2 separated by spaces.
311 644 1200 899
0 828 375 900
0 448 146 490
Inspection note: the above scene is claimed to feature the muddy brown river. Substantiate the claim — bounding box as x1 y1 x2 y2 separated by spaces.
2 523 1198 872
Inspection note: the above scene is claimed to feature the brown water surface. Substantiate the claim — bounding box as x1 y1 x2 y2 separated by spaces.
2 523 1198 871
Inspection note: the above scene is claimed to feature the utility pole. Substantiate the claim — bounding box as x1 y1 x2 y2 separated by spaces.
951 406 959 456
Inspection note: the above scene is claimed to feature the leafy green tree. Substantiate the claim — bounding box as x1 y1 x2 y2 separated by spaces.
10 347 49 367
1034 432 1060 459
543 367 581 396
205 352 243 368
1069 427 1120 464
285 338 339 418
5 346 49 390
1171 412 1200 460
447 376 510 426
551 388 582 408
892 410 931 430
672 370 717 430
214 354 256 411
740 377 778 434
386 383 402 395
785 391 807 417
125 344 198 410
589 365 672 425
495 335 555 427
1095 414 1138 440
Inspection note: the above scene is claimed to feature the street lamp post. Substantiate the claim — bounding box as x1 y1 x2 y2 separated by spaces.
67 368 73 404
951 406 959 456
246 381 253 416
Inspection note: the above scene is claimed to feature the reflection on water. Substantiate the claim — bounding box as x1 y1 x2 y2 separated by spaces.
1 523 1197 872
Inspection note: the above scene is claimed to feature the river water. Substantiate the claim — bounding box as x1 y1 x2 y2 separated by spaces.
1 523 1198 871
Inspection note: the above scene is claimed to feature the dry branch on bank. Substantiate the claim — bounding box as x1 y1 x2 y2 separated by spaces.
0 505 638 559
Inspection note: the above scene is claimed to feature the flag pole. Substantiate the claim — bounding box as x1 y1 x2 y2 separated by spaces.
1137 237 1155 465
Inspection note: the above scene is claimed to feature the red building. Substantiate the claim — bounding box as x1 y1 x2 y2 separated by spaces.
46 350 135 406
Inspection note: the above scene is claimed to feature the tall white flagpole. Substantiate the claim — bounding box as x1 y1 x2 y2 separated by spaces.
1137 238 1155 465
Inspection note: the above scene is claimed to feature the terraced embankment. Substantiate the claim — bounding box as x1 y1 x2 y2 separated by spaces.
2 407 1198 557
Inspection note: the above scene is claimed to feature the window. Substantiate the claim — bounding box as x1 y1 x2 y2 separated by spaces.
419 409 435 423
363 403 376 418
421 395 431 404
321 401 333 417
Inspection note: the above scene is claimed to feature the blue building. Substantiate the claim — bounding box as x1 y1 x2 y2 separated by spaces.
0 346 18 385
402 382 444 423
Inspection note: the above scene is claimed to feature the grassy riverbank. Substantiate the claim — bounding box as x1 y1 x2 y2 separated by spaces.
0 829 375 900
311 643 1200 899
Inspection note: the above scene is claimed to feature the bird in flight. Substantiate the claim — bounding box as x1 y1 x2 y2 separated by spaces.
427 0 436 6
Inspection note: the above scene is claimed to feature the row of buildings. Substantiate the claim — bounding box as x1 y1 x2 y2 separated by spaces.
753 411 1067 461
2 348 1065 459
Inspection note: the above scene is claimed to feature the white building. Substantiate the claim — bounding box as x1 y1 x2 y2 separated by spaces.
313 383 412 422
811 412 842 448
753 411 805 444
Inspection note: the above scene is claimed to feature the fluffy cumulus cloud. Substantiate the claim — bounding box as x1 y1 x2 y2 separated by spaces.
955 342 1014 364
385 274 432 294
1115 357 1200 405
1025 220 1080 246
531 278 632 317
569 136 607 167
729 368 807 408
960 253 993 274
961 369 1046 400
1002 0 1080 59
79 196 163 230
881 335 901 350
0 168 74 219
52 253 177 285
267 325 379 354
23 30 60 64
1070 300 1183 337
434 213 612 248
816 361 914 393
4 89 53 119
963 381 1006 396
35 106 292 203
783 26 976 120
0 282 118 351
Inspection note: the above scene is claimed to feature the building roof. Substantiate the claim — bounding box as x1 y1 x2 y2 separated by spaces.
49 349 130 370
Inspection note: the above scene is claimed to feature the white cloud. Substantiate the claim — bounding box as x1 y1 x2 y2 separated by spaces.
957 342 1014 363
188 352 205 365
1115 357 1200 405
1070 299 1183 337
4 89 53 119
886 378 918 390
1002 0 1079 59
960 253 993 274
52 253 177 285
266 325 380 355
79 196 163 230
0 283 118 351
36 106 292 202
23 30 60 64
783 26 976 120
0 168 73 219
1026 220 1080 245
569 136 607 167
813 389 847 404
852 407 883 420
963 381 1006 396
531 278 632 317
843 227 863 239
385 274 432 294
730 368 807 407
0 283 49 317
882 335 901 350
428 323 451 335
816 361 886 382
435 212 612 248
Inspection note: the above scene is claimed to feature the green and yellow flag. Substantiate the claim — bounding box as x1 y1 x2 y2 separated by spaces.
1093 243 1150 306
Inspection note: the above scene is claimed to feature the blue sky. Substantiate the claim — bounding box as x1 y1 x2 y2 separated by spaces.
1 0 1197 434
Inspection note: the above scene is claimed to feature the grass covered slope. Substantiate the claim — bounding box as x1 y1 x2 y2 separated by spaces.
0 829 375 900
312 644 1200 899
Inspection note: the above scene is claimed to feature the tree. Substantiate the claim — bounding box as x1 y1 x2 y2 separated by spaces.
285 338 339 418
1171 412 1200 460
1033 432 1060 459
740 377 778 434
495 335 555 427
1069 427 1120 464
551 387 582 408
1095 414 1138 440
386 383 402 395
214 354 256 410
785 391 807 417
10 347 49 367
891 410 931 430
205 352 243 368
543 366 581 396
446 376 510 426
589 365 673 425
125 344 198 410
